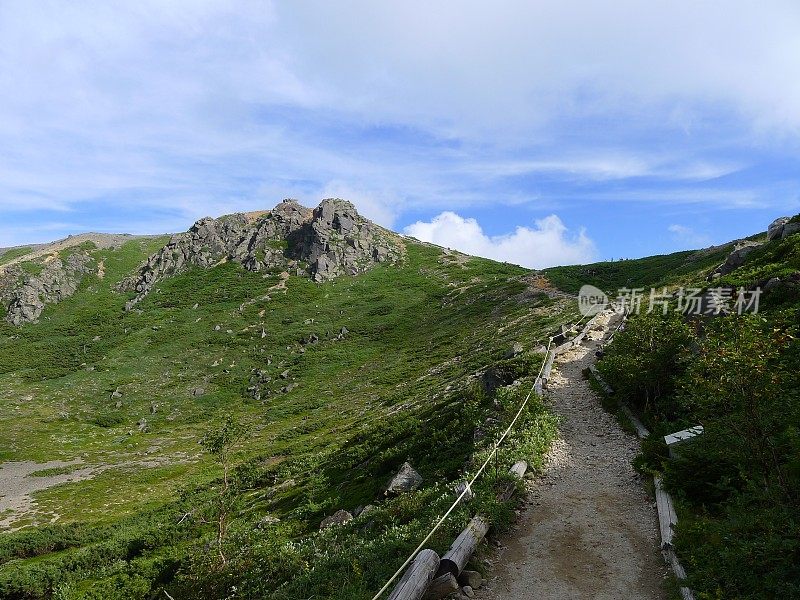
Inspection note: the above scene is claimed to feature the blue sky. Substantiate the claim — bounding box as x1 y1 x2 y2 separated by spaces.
1 1 799 267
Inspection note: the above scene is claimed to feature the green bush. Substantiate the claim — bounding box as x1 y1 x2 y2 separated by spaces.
598 311 693 422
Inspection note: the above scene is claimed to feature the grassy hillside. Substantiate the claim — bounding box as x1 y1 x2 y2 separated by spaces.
542 244 736 295
0 240 573 598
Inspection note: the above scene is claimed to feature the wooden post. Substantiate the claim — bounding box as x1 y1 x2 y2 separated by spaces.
387 549 440 600
509 460 527 479
421 573 459 600
654 476 678 549
437 516 490 578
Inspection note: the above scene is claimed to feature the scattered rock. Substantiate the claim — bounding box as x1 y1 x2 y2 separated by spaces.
385 462 423 495
191 387 205 397
462 585 475 598
137 418 148 433
320 509 353 529
257 515 280 527
111 388 123 399
458 571 483 590
504 342 524 358
280 369 290 379
455 481 474 502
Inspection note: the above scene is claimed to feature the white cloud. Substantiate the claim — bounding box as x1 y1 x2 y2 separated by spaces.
272 1 800 136
403 212 596 268
668 224 713 248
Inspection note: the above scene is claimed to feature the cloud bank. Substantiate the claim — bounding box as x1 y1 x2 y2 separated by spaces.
403 213 596 268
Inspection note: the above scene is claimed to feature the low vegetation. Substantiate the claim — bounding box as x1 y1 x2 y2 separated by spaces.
0 238 569 598
593 234 800 598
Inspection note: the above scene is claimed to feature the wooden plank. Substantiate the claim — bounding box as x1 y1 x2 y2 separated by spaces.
665 548 696 600
437 516 490 577
587 365 614 396
541 350 556 388
620 404 650 439
654 476 678 549
387 549 440 600
421 573 458 600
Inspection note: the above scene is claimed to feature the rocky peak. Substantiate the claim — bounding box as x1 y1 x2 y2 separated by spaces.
122 198 404 308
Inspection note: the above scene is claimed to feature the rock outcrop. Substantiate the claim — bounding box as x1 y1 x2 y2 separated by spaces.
768 216 800 241
122 199 404 308
708 240 762 280
0 252 95 325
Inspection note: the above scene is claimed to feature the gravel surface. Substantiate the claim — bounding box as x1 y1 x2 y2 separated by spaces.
477 313 667 599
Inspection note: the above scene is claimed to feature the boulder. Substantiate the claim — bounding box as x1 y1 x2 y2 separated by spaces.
783 222 800 238
458 571 483 590
768 217 790 240
385 461 423 494
320 509 353 529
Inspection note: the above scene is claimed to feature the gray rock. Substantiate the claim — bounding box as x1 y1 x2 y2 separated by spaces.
386 461 423 494
712 241 762 277
462 585 475 598
455 481 474 502
121 198 405 308
783 222 800 238
137 418 148 433
320 509 353 529
354 504 375 518
1 252 95 325
458 571 483 590
765 277 781 290
505 342 524 358
111 388 123 399
191 387 205 397
768 217 790 240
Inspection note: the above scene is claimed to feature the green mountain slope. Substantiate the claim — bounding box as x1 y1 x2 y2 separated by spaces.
0 227 573 598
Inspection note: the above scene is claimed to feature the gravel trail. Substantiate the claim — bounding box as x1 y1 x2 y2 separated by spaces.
477 314 667 599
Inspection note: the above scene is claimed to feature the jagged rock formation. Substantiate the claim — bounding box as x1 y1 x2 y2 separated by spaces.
122 198 404 309
0 253 95 325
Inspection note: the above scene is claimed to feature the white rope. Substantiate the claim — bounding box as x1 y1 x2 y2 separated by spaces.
370 335 556 600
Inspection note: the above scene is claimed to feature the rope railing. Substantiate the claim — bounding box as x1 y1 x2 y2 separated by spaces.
371 311 598 599
369 335 555 600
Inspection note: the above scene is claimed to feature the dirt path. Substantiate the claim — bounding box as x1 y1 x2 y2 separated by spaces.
477 314 667 599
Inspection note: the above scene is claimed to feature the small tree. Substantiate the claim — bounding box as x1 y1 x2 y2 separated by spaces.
599 311 693 419
199 415 247 568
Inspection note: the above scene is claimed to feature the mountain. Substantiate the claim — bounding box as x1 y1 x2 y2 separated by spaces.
1 205 798 599
0 199 570 599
